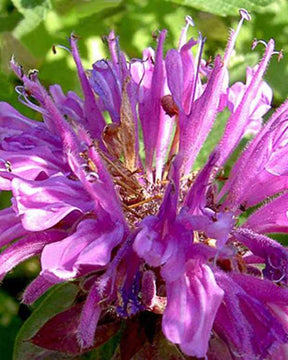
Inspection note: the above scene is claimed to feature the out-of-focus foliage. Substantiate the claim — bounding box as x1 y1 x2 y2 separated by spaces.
0 0 288 358
169 0 277 16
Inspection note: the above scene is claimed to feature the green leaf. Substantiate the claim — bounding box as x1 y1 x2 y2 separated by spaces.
0 290 22 360
13 282 79 360
11 0 51 38
0 12 23 32
168 0 277 16
51 0 121 18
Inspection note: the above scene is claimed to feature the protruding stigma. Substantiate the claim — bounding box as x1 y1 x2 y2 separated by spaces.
178 15 195 49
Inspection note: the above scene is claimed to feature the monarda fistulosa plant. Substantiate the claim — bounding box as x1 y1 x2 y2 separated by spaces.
1 8 288 360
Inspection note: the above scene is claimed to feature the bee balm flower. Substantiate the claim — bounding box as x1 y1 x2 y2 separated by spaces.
1 8 288 359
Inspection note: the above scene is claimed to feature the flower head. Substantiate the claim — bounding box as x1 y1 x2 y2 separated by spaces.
1 8 288 359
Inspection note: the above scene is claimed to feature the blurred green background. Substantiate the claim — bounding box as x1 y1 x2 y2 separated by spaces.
0 0 287 358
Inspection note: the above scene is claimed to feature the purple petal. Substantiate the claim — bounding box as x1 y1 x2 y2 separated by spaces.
22 275 56 304
179 37 199 113
0 102 42 131
133 157 185 275
184 150 219 213
219 100 288 210
0 207 26 247
179 56 224 174
77 283 101 348
0 230 65 281
214 271 287 359
233 228 288 284
50 85 85 124
41 218 124 281
163 260 223 358
70 35 106 139
218 40 275 166
244 193 288 234
12 175 93 231
91 59 121 123
165 49 184 111
138 30 167 180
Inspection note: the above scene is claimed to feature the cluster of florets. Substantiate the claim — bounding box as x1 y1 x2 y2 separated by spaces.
1 8 288 360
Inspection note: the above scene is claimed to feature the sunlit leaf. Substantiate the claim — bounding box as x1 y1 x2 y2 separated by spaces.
168 0 277 16
0 12 23 32
52 0 121 18
11 0 51 38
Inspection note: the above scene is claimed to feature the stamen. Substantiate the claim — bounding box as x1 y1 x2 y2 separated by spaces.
15 85 24 96
275 49 284 62
178 15 195 50
127 195 163 209
223 9 251 66
190 33 206 106
0 159 12 172
114 178 140 196
251 39 268 50
239 8 251 21
19 95 45 114
273 273 286 283
267 256 279 270
185 15 194 27
152 30 161 40
80 163 89 170
28 69 39 81
122 203 143 219
97 148 141 190
53 44 71 54
86 172 99 182
15 87 46 114
251 39 282 62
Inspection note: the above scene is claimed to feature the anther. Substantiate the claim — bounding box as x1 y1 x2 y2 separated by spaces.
0 159 12 172
15 85 25 95
266 49 284 62
79 141 89 152
71 33 82 40
152 30 160 40
28 69 39 81
80 163 90 171
86 172 99 182
185 15 194 27
239 9 251 22
53 44 71 54
273 273 286 284
251 39 267 50
276 49 284 62
190 33 206 105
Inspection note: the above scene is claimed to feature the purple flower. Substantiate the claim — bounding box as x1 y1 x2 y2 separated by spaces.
1 8 288 359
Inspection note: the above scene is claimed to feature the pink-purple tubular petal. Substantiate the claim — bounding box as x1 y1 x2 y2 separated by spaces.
163 260 224 358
